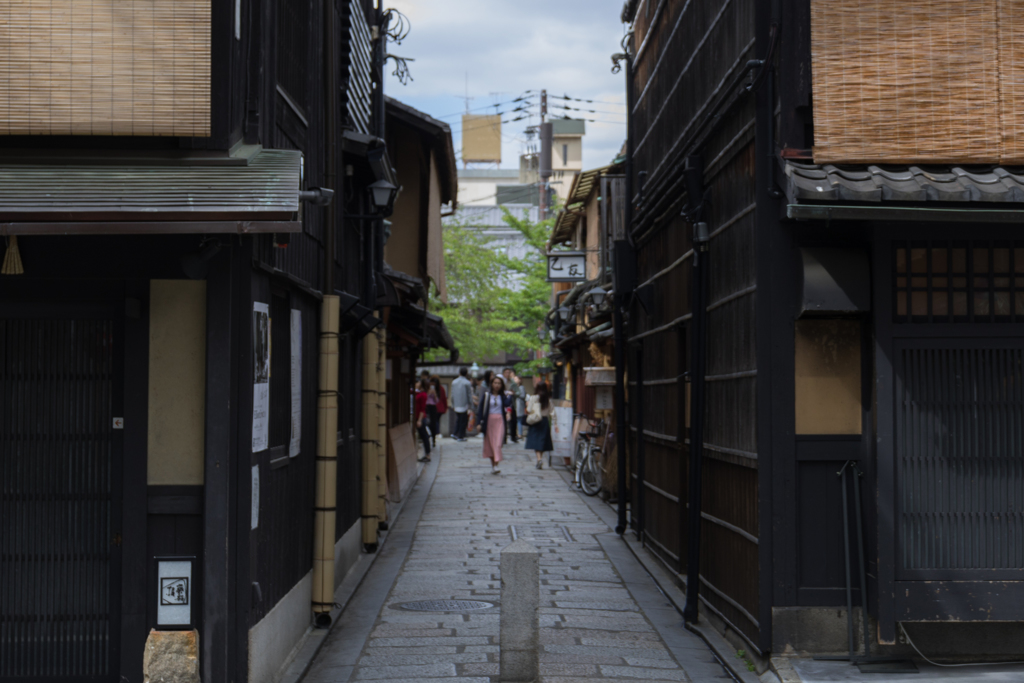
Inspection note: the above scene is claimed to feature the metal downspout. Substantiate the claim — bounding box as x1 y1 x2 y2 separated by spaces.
613 44 635 537
313 296 340 626
684 216 710 623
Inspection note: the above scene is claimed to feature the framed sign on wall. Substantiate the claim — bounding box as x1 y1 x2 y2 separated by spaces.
547 252 586 282
155 556 195 629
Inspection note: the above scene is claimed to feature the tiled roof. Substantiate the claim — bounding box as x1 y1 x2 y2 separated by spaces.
784 160 1024 204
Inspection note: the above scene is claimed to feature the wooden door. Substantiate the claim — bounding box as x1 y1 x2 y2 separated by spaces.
0 311 123 681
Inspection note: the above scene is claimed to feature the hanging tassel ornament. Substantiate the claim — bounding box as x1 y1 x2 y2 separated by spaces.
2 235 24 275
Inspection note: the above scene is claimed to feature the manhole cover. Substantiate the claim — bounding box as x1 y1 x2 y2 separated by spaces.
397 599 495 612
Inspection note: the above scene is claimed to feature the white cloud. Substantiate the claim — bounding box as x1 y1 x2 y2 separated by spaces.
384 0 628 170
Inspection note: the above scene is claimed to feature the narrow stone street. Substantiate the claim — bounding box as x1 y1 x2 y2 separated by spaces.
304 438 734 682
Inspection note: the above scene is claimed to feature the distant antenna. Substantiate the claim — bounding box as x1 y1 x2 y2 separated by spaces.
458 72 474 114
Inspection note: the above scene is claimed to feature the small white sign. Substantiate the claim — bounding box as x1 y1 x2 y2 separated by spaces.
251 465 260 530
547 252 586 282
157 560 192 626
112 417 124 430
289 309 302 457
252 302 270 453
595 386 614 411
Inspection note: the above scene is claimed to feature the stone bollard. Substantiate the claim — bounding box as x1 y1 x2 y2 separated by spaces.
143 629 201 683
500 539 540 682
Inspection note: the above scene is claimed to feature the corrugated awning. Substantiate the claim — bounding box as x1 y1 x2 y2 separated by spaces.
551 164 612 245
0 148 302 233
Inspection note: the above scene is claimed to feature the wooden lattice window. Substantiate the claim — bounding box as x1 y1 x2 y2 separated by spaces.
894 242 1024 323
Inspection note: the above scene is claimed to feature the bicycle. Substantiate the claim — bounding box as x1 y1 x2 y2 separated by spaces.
570 414 604 496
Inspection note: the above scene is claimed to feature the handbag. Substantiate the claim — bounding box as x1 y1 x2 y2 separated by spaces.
526 398 542 425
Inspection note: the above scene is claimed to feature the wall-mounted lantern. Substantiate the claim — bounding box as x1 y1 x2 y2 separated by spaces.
368 179 400 216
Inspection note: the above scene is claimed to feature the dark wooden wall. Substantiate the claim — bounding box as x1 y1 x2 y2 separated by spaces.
247 276 319 626
246 0 372 622
626 0 762 653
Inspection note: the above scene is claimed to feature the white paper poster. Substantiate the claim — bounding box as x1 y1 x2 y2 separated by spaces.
251 464 260 530
252 302 270 453
289 309 302 457
551 406 574 458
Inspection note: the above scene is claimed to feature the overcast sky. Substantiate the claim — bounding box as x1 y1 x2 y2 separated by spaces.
383 0 628 171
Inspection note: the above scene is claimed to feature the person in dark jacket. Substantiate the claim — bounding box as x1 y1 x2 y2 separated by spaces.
414 380 431 462
502 368 520 443
476 374 511 474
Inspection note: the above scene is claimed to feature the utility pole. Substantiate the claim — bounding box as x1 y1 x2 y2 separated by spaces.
539 89 552 221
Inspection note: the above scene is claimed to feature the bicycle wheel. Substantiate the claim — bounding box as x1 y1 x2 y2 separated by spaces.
579 448 603 496
572 439 587 473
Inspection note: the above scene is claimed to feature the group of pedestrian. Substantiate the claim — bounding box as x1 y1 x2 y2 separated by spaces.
412 365 554 475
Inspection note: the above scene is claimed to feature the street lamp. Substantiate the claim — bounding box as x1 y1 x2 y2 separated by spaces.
557 306 572 321
590 286 608 307
537 327 547 342
470 362 480 378
368 179 400 216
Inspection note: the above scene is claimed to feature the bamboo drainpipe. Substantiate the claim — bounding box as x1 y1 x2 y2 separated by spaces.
361 331 380 549
312 295 340 626
376 327 388 525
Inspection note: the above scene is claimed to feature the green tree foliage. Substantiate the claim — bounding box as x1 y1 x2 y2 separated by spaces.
427 207 551 371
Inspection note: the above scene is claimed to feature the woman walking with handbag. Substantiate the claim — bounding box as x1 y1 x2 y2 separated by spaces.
524 381 554 469
476 373 511 475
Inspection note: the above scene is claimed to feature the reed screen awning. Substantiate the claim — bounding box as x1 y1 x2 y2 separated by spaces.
0 149 302 233
810 1 1024 164
0 0 211 137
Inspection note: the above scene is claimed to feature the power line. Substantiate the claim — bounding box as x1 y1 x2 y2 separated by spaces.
433 94 536 120
553 105 625 117
553 94 626 106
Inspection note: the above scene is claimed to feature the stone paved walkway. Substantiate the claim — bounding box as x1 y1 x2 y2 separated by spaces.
304 438 733 682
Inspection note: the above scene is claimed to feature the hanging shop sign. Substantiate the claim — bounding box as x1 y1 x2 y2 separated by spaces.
546 251 586 282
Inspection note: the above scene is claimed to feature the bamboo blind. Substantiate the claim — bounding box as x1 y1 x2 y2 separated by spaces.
810 2 1020 164
0 0 210 137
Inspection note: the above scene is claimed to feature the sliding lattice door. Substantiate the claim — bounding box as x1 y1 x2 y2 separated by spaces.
896 341 1024 576
0 316 122 681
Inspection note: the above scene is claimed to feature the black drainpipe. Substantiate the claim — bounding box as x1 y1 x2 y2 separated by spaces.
324 0 337 295
613 40 635 536
683 155 709 624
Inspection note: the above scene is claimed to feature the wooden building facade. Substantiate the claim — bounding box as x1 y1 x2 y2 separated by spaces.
0 1 454 682
617 0 1024 663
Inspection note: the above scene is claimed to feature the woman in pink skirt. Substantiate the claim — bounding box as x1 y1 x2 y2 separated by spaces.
475 373 512 474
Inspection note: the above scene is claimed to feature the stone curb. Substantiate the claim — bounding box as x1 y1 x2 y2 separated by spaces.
278 449 437 683
554 465 772 683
